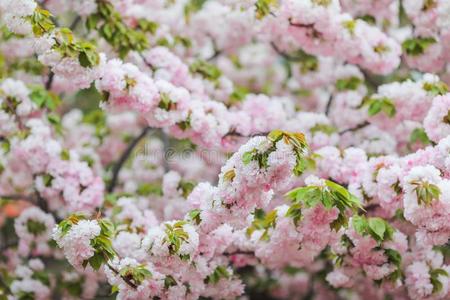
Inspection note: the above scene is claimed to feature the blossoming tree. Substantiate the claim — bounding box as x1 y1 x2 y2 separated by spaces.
0 0 450 299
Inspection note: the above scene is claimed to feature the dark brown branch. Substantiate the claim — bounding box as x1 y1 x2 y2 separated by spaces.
223 251 254 256
139 53 155 71
106 262 138 289
0 272 11 295
69 16 81 30
206 49 222 62
35 190 49 213
205 35 221 61
324 95 333 116
107 127 152 193
222 130 269 139
0 240 18 252
45 71 54 90
339 121 370 135
161 132 170 172
270 42 305 62
288 19 313 29
0 194 36 202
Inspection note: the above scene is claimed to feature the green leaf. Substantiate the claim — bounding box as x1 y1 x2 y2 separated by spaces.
335 76 362 91
431 276 443 294
99 219 114 237
158 93 175 111
189 60 222 81
310 124 337 136
365 97 396 117
184 0 208 22
205 266 230 284
330 213 348 232
47 113 60 125
136 19 159 34
255 0 278 19
381 100 396 117
64 279 83 296
16 291 35 300
137 183 163 196
223 169 236 182
87 252 104 270
29 86 61 111
325 180 349 198
429 268 448 294
177 115 191 131
178 180 196 198
342 20 356 34
78 44 100 68
29 8 56 37
423 81 448 96
229 86 248 105
242 151 254 165
61 149 70 161
78 51 91 68
285 203 302 226
352 215 368 235
368 217 386 241
26 219 47 236
188 209 201 225
410 128 431 145
267 129 284 142
385 249 402 267
42 173 54 187
164 275 177 289
411 180 441 206
402 37 437 56
31 271 50 286
430 268 449 278
47 113 63 134
368 100 382 116
110 285 119 295
246 209 277 239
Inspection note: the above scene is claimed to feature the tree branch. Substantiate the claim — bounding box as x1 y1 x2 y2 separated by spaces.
0 194 36 203
69 16 81 31
339 121 370 135
45 71 54 90
222 130 269 139
324 95 333 116
271 42 305 62
106 262 138 289
223 250 254 256
107 127 153 193
139 53 155 71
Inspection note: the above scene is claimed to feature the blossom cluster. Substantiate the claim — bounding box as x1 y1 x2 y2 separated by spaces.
1 0 450 299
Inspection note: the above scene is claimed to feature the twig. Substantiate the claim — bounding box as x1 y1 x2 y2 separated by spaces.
206 49 222 61
270 42 304 62
0 194 36 202
0 240 18 252
107 127 153 193
222 130 269 139
288 19 313 29
0 272 11 295
69 16 81 31
324 95 333 116
339 121 370 135
206 35 221 61
361 69 382 90
223 251 254 256
161 132 170 172
139 53 155 71
106 263 138 289
35 190 49 213
45 72 54 90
